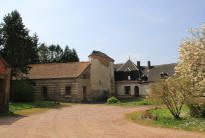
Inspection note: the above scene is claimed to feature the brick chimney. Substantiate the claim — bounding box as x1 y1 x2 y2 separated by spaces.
137 61 140 68
147 61 151 69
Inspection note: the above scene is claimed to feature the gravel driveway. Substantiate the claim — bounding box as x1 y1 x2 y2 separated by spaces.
0 104 205 138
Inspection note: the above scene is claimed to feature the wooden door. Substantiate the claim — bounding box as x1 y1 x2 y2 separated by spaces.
83 86 87 100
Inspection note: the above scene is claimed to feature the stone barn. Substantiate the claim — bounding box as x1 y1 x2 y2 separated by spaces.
0 55 11 112
27 51 115 102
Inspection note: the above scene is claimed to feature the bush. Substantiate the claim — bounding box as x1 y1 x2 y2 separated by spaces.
11 80 35 102
107 96 119 104
187 98 205 118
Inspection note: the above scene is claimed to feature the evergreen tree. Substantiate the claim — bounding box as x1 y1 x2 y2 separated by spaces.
0 10 39 78
38 43 49 63
70 49 79 62
61 46 72 62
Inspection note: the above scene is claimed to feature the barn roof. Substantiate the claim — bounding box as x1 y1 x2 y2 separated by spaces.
27 62 90 79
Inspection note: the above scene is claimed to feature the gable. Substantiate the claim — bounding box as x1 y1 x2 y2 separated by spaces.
116 60 138 72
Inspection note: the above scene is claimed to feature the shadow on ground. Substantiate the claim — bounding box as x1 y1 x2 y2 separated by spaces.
0 113 25 125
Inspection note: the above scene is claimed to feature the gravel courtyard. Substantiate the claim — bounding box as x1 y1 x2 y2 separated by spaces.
0 104 205 138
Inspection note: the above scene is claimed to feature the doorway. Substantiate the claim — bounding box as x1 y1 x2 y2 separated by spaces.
134 86 139 97
42 87 48 99
83 86 87 100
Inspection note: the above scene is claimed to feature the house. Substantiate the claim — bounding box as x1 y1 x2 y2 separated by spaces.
27 51 115 102
114 60 176 98
27 50 175 102
0 55 11 112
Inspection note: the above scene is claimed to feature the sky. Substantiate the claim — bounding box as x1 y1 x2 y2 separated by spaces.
1 0 205 65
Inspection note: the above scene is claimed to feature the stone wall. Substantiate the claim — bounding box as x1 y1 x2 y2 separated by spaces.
32 78 91 102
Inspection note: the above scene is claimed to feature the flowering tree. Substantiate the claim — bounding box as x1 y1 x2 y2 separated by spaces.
150 76 193 119
150 24 205 119
175 25 205 96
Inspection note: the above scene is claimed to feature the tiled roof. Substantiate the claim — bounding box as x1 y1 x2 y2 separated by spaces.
27 62 90 79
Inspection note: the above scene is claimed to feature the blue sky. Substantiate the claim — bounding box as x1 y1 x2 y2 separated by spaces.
1 0 205 65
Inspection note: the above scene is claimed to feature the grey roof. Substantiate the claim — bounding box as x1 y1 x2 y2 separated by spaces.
143 63 176 82
89 51 114 61
114 59 176 82
115 60 139 72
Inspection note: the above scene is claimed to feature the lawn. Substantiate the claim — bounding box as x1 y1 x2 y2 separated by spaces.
126 106 205 132
107 99 150 106
8 101 70 116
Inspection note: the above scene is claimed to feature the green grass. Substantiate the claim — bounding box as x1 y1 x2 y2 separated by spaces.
126 106 205 132
107 99 150 106
7 101 70 116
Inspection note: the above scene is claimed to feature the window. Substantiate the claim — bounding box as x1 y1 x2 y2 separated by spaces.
124 86 130 95
128 75 131 80
65 86 71 95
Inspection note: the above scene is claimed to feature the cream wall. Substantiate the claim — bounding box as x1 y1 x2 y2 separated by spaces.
89 56 115 98
116 81 151 96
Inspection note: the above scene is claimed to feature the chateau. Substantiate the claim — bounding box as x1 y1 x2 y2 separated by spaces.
27 51 176 102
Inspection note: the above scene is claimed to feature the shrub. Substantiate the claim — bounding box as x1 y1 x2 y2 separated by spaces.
11 80 35 102
187 98 205 118
107 96 119 104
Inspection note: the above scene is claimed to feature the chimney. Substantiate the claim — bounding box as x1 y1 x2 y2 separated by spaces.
137 61 140 68
147 61 151 69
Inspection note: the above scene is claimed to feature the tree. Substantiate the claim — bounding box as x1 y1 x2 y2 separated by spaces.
175 24 205 96
52 44 63 62
38 44 63 63
38 43 49 63
0 10 39 78
61 46 79 62
149 76 193 119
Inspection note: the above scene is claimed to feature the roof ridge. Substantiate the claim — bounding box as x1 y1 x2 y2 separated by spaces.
29 62 90 66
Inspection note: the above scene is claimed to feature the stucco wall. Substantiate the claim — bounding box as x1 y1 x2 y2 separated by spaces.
89 55 115 99
139 83 152 96
115 81 151 97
